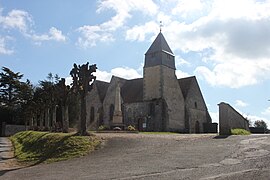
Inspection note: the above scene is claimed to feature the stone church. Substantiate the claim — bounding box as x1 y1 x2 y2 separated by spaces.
86 32 215 133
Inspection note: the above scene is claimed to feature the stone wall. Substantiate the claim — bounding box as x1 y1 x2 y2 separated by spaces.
86 83 103 130
143 66 162 100
2 123 29 136
219 102 250 135
123 99 165 131
184 77 211 133
187 108 207 133
102 77 126 127
161 66 185 131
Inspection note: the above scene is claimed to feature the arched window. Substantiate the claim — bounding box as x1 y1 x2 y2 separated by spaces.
109 104 114 122
90 107 95 123
195 102 197 109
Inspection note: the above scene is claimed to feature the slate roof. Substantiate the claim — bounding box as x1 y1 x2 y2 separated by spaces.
95 80 110 102
121 78 143 103
145 32 173 55
178 76 196 99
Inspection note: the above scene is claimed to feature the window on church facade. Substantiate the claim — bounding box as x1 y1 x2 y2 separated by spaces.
195 102 198 109
90 107 95 123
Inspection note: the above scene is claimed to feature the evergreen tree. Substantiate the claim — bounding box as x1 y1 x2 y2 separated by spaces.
0 67 23 109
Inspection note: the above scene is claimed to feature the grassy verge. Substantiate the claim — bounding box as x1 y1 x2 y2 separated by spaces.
231 128 251 135
10 131 101 164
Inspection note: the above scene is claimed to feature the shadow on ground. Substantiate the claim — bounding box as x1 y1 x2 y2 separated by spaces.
213 135 230 139
0 167 24 176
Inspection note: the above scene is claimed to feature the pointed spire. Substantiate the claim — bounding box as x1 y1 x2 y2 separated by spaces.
144 32 175 69
145 32 173 55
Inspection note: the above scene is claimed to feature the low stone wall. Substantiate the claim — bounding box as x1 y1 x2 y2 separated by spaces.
2 123 29 136
249 127 266 134
203 123 218 133
219 102 249 135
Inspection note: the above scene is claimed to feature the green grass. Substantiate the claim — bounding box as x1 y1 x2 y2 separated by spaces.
10 131 101 164
231 128 251 135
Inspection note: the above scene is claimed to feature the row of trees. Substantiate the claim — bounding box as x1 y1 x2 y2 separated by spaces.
0 63 97 135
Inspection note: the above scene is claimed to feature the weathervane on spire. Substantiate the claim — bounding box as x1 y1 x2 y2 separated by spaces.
160 21 163 32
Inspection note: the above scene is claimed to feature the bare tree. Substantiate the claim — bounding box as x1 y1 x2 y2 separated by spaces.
70 63 97 135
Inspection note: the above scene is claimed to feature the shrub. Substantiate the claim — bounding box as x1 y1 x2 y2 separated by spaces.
127 125 136 131
98 125 105 131
98 125 110 131
231 128 251 135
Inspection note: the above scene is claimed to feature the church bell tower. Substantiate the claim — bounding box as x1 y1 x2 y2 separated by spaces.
143 32 176 100
143 32 185 131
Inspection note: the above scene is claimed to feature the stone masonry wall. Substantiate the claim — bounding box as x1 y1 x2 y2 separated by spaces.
3 124 29 136
86 83 103 130
219 102 249 135
102 77 125 127
123 99 165 131
161 66 185 131
188 108 207 133
143 66 162 100
184 78 210 133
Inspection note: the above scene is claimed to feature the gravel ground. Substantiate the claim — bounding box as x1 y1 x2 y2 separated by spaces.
1 133 270 180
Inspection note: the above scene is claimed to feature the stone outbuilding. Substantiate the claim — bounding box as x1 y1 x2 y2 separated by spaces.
86 32 215 133
219 102 250 135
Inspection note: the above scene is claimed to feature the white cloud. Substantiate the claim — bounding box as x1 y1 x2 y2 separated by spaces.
0 37 13 55
195 58 270 88
93 67 142 82
77 0 158 48
126 21 158 41
32 27 66 42
0 7 66 50
175 56 190 67
122 0 270 88
76 25 114 48
0 9 32 32
175 70 190 79
172 0 204 17
235 100 249 107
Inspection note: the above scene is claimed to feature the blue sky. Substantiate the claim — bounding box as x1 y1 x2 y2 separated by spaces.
1 0 270 126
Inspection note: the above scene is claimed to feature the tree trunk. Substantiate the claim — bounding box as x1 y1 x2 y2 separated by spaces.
39 111 44 130
80 94 87 135
34 114 37 127
52 106 57 131
29 114 33 129
62 105 69 133
44 108 50 130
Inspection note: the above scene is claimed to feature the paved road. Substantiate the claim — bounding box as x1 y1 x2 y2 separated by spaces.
1 134 270 180
0 137 21 172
